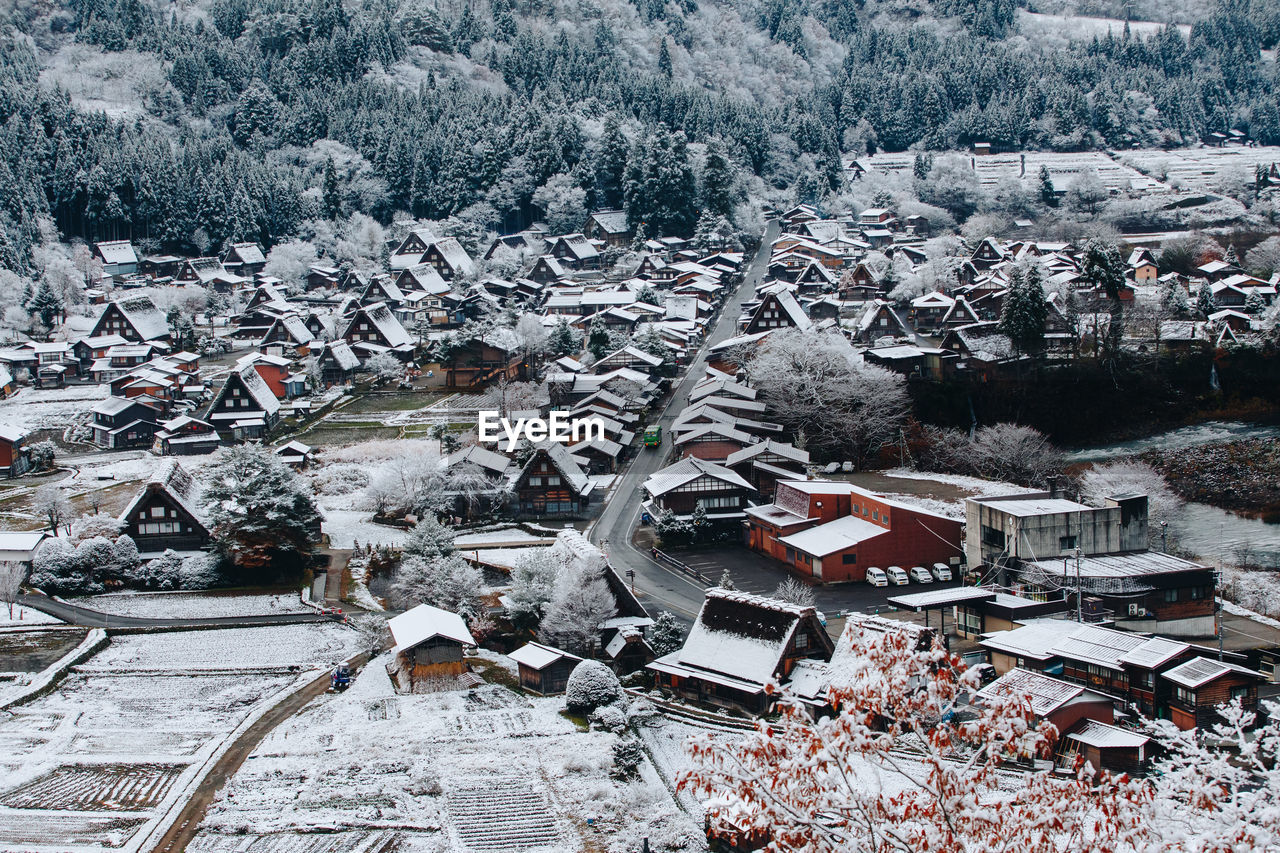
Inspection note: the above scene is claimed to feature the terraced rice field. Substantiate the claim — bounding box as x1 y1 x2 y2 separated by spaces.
1 762 184 811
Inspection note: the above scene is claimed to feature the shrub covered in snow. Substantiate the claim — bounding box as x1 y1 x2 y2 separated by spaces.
589 702 629 733
565 659 623 714
650 611 686 657
611 736 644 779
311 463 370 496
28 532 146 594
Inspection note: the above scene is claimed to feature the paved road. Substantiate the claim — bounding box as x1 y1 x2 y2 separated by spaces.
17 592 336 629
588 222 779 620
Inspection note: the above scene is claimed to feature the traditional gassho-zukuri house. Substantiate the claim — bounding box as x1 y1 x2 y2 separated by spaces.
387 603 480 693
647 588 834 715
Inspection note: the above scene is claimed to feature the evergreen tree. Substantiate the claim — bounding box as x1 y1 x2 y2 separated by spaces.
658 37 673 77
1223 244 1240 267
322 157 342 220
650 611 686 656
701 140 735 218
1038 165 1057 207
1160 281 1191 317
1196 283 1219 318
27 280 63 329
1244 288 1266 314
912 153 929 181
998 267 1048 354
549 317 579 356
718 568 736 590
587 316 611 359
595 114 629 210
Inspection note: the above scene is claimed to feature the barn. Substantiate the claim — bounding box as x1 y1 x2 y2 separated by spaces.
388 603 478 692
508 642 583 695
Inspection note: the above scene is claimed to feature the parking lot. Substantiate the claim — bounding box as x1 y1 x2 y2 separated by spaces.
667 545 963 629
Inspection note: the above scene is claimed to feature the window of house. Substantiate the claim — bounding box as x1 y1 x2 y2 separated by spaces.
547 475 561 486
961 610 982 634
842 554 857 564
1059 535 1077 551
981 525 1006 548
1230 686 1249 701
785 547 795 563
795 632 809 650
1174 686 1195 705
1164 589 1179 603
149 506 165 518
1190 586 1204 600
872 510 879 521
528 477 542 487
852 504 859 514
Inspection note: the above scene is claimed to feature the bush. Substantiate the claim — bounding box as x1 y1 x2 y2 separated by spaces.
179 552 223 589
589 703 629 733
565 659 623 714
612 736 644 779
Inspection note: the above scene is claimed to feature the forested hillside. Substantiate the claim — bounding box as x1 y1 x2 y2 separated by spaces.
0 0 1276 270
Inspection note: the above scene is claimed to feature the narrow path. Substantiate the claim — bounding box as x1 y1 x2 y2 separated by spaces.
149 651 371 853
17 592 335 629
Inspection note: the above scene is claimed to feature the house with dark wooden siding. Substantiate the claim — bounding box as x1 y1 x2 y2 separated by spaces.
387 603 478 692
647 589 834 715
508 642 582 695
1162 657 1266 730
642 457 756 521
0 427 31 477
511 442 594 517
117 461 211 553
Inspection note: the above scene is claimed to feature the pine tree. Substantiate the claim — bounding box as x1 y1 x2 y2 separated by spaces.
322 157 342 220
650 611 686 656
1196 283 1218 318
657 37 673 77
701 139 735 218
1244 288 1266 314
1160 281 1190 317
913 153 929 181
587 316 611 359
1223 244 1240 267
998 267 1048 354
549 317 579 357
595 114 629 210
1038 165 1057 207
27 279 64 329
718 568 736 590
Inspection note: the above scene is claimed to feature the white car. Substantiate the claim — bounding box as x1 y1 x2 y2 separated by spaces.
909 566 934 584
886 565 909 586
865 566 888 587
931 563 953 582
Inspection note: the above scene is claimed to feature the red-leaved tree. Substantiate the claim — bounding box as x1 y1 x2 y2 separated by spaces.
679 618 1154 853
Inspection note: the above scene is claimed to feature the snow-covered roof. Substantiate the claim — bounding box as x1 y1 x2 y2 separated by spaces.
389 603 476 653
508 641 581 671
429 237 476 276
0 531 47 553
1066 720 1150 749
1162 656 1264 690
778 514 889 557
320 340 360 370
347 302 414 349
118 459 207 529
724 439 809 466
445 443 512 476
675 588 814 686
108 294 169 341
976 667 1092 716
643 456 753 498
95 240 137 265
588 210 630 234
227 242 266 265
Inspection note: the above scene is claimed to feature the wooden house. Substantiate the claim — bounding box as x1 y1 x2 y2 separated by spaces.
976 668 1117 734
443 332 524 388
222 242 267 277
155 415 221 456
508 642 583 695
275 440 314 468
206 363 281 440
549 234 601 269
341 302 416 359
94 240 138 276
90 295 170 344
175 257 246 291
0 427 31 477
91 396 163 449
1162 657 1266 730
313 340 359 386
1061 721 1152 776
511 442 594 517
305 265 341 290
583 210 632 247
1127 247 1158 282
388 603 478 691
419 236 476 280
116 460 211 553
529 255 568 283
642 456 756 521
742 285 812 334
725 440 809 499
647 589 835 715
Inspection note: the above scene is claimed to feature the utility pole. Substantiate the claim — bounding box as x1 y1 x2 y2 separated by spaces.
1075 546 1083 623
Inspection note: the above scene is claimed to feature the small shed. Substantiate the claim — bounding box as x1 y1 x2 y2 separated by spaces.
0 531 48 564
388 603 477 691
508 642 582 695
275 440 314 468
1063 720 1151 776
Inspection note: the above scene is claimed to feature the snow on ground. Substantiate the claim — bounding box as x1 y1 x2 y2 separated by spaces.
0 622 358 853
85 591 310 619
1018 11 1189 40
468 546 552 571
80 623 360 673
38 42 176 119
881 468 1027 497
191 652 704 853
1221 600 1280 631
0 604 63 626
0 383 110 433
322 508 410 549
454 528 560 548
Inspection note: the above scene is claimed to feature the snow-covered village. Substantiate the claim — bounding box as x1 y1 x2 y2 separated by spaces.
3 0 1280 851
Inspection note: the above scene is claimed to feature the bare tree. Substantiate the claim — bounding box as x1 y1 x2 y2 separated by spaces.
33 484 72 536
540 561 615 655
0 560 26 618
773 576 816 608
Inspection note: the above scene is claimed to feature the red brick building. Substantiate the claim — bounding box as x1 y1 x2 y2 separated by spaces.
746 480 963 583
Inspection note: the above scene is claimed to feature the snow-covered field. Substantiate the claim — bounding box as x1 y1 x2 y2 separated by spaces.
0 383 110 434
80 624 360 673
1018 11 1190 40
86 591 310 620
0 622 358 853
321 508 410 549
191 652 704 853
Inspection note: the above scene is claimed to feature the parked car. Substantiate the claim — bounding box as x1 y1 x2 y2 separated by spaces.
886 566 909 586
931 563 953 582
909 565 934 584
865 566 888 587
